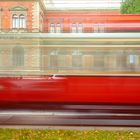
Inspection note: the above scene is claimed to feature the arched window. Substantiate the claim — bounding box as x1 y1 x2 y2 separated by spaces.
19 14 25 28
12 46 24 67
71 23 77 33
10 6 27 30
12 14 18 28
56 23 61 33
72 50 82 68
99 23 105 33
49 23 55 33
49 51 58 68
78 23 83 33
93 23 99 33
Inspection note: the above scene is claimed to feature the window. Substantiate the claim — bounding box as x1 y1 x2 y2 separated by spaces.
49 23 61 33
93 23 105 33
13 47 24 67
19 14 25 28
129 54 134 64
93 23 98 33
12 14 18 28
94 55 104 67
49 23 55 33
71 23 83 33
78 23 83 33
12 14 26 29
49 51 58 68
116 53 127 68
99 24 105 33
58 55 66 68
10 6 27 30
56 23 61 33
9 6 28 30
72 50 82 68
71 23 77 33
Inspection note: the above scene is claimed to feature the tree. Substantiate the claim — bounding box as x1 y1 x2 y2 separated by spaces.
120 0 140 14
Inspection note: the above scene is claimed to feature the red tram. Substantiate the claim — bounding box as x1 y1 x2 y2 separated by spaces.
0 32 140 104
0 75 140 104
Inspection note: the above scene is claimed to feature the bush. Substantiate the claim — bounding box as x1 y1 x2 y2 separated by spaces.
120 0 140 14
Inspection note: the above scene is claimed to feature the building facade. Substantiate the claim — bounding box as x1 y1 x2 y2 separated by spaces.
0 0 45 32
0 0 140 76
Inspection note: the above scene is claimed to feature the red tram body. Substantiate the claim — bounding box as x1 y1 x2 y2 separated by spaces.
0 1 140 105
0 76 140 104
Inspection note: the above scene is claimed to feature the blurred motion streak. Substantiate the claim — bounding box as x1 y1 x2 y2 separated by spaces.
0 76 140 104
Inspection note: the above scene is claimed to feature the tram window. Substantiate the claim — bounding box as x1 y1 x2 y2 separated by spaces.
129 54 134 64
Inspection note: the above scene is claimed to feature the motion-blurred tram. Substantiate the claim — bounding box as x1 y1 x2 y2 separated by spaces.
0 33 140 104
0 75 140 104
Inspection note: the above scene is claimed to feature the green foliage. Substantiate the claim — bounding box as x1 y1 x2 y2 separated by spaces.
120 0 140 14
0 129 140 140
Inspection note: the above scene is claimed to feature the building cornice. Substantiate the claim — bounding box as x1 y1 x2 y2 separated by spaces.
9 6 28 11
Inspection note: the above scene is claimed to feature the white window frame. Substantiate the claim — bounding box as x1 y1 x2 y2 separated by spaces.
56 23 61 33
12 14 19 28
19 14 26 28
12 14 26 29
49 23 55 33
93 23 99 33
71 23 77 33
78 23 83 33
99 23 105 33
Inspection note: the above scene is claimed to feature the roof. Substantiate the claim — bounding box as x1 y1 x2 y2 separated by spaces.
44 0 122 10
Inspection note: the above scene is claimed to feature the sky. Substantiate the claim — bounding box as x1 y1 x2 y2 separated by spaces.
44 0 122 10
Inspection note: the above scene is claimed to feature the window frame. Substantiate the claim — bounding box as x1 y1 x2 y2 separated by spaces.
19 14 26 29
12 46 24 67
49 23 55 33
56 23 61 33
9 6 27 30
